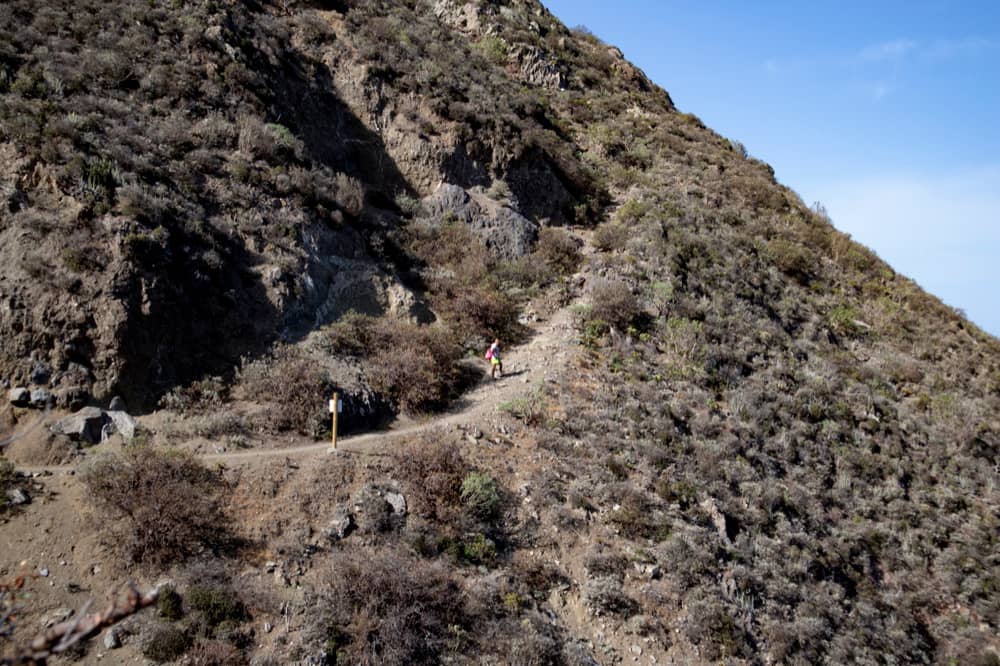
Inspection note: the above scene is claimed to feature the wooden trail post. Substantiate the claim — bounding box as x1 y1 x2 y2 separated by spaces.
330 392 341 451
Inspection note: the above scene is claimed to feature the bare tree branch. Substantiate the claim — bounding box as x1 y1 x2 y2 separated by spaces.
1 584 157 666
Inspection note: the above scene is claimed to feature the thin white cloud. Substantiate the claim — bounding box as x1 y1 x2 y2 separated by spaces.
858 38 917 62
925 37 998 60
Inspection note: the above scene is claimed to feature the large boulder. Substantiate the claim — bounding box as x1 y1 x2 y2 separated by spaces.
51 407 108 445
106 410 137 442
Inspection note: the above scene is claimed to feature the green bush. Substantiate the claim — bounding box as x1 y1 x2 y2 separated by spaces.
460 471 502 521
187 585 246 629
461 533 497 565
143 624 192 662
157 586 184 621
0 458 14 510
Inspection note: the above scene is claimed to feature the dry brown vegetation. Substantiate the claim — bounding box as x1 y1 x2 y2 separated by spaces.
1 0 999 664
80 447 229 566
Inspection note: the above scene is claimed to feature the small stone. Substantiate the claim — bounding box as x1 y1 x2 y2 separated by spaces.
264 561 278 573
39 567 49 577
29 388 53 408
263 622 273 634
103 627 122 650
384 491 407 516
8 387 30 407
108 396 127 412
5 488 30 506
30 362 51 386
40 608 73 627
326 507 354 540
631 645 642 656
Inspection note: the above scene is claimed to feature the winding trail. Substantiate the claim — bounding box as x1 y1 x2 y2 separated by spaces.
10 295 582 474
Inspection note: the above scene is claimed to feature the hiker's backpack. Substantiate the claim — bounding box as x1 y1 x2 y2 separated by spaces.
484 347 493 360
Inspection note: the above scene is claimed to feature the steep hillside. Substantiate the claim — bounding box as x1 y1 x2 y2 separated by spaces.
1 1 998 665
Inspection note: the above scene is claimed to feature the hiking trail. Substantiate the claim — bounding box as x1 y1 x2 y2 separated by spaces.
9 250 592 474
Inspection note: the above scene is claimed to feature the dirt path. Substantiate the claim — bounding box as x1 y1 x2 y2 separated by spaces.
202 300 579 464
11 286 583 474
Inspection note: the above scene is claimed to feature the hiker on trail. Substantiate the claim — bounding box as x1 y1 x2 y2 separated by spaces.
485 338 503 379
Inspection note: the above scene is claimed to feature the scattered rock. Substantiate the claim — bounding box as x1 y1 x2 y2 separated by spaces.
5 488 30 506
263 622 273 634
8 387 29 407
108 395 127 411
51 407 108 445
103 627 122 649
30 361 51 386
39 567 49 577
29 388 53 408
106 410 137 442
326 507 354 541
384 491 407 516
55 386 89 411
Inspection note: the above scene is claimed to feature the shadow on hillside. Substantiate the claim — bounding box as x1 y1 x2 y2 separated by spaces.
119 30 419 413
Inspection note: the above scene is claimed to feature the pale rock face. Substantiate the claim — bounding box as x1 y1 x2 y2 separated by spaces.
420 183 539 259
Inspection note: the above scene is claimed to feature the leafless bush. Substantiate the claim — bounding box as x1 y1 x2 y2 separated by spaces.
394 438 469 521
592 221 628 252
589 279 640 330
366 320 463 413
80 447 227 566
236 347 330 436
312 549 465 665
187 639 246 665
535 227 581 275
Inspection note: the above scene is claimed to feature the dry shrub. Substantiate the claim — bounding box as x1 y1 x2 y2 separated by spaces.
535 227 581 275
236 347 329 436
313 549 465 666
589 279 640 330
395 438 469 521
366 319 463 412
767 238 815 284
592 221 628 252
187 640 246 666
407 222 523 341
81 447 226 566
408 221 490 285
327 314 466 412
143 624 192 662
436 285 523 343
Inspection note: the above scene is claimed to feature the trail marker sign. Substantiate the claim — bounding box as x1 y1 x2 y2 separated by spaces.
330 393 342 451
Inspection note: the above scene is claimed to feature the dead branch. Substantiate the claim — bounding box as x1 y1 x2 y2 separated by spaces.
1 583 157 665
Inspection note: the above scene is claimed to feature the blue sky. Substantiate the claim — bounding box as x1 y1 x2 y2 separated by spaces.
543 1 1000 337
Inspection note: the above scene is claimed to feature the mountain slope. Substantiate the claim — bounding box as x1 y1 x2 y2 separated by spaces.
1 1 998 664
